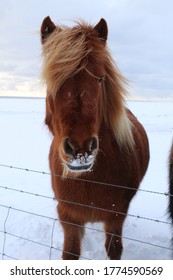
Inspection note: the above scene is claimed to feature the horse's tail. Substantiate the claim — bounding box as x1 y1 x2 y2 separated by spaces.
169 142 173 223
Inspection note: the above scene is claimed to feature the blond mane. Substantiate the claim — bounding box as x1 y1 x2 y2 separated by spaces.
42 21 134 150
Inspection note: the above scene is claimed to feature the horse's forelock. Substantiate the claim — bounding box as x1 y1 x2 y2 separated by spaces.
42 20 134 150
41 22 98 97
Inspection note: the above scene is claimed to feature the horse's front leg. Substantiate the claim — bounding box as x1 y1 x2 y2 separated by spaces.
58 205 84 260
104 215 125 260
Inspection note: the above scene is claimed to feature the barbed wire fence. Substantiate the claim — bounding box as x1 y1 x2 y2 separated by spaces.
0 163 172 260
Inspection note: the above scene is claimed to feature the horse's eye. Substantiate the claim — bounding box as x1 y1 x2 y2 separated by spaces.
97 76 105 84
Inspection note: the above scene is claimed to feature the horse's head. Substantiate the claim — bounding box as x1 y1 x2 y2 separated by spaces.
41 17 108 173
45 69 104 174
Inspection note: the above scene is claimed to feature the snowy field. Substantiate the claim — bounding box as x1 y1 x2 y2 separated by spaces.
0 97 172 260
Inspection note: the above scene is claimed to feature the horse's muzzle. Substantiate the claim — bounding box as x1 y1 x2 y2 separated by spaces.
62 136 98 173
66 154 94 172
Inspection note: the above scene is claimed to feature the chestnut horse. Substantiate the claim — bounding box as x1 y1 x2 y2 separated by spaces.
41 17 150 259
169 141 173 223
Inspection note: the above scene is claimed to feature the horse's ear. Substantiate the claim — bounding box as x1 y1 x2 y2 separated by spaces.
94 18 108 42
41 16 56 43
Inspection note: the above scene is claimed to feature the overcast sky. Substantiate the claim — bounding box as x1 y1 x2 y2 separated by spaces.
0 0 173 100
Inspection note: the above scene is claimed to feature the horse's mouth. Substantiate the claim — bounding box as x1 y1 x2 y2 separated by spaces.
65 154 94 173
66 163 93 172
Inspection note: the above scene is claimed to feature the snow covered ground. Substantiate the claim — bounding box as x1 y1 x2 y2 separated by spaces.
0 97 172 260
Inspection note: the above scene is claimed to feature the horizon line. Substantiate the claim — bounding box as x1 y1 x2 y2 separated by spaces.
0 95 173 102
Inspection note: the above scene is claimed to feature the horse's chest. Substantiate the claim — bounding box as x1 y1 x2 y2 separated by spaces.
57 180 126 222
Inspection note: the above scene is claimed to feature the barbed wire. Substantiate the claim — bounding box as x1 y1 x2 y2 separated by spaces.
0 162 172 260
0 163 171 197
0 184 171 225
0 205 90 260
0 203 172 261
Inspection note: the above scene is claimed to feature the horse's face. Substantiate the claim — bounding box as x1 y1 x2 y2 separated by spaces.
42 17 108 173
46 65 105 173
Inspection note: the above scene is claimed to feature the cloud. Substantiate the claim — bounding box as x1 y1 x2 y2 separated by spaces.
0 0 173 99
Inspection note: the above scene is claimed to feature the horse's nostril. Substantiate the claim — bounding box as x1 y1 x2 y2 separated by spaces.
63 137 98 157
63 138 74 156
90 137 98 153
